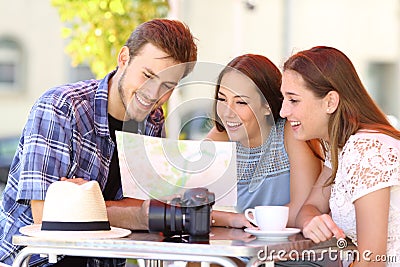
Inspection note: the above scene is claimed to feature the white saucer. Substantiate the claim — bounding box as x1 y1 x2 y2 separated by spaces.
244 228 301 240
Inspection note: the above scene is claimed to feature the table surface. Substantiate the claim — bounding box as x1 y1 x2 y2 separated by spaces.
12 227 318 255
12 227 348 267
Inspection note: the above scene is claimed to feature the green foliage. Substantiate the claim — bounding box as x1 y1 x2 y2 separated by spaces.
52 0 169 78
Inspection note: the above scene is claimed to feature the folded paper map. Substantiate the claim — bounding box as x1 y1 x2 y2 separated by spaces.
116 131 237 206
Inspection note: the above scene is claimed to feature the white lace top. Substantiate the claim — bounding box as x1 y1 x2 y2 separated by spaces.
328 131 400 264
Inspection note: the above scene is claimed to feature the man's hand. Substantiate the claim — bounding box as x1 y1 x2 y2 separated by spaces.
302 214 345 243
106 198 148 230
60 177 88 185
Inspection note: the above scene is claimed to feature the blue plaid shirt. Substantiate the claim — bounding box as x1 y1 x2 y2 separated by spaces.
0 70 164 266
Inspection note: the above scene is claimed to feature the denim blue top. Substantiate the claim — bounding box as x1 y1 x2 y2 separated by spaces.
235 118 290 213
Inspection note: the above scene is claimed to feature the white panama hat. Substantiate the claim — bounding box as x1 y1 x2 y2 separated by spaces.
20 180 131 239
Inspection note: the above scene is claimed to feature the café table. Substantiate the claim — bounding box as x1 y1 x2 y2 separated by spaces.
11 227 352 267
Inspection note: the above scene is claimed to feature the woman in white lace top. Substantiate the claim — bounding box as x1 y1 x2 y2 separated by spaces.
280 46 400 266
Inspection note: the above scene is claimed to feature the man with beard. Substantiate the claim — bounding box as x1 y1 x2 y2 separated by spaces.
0 18 197 266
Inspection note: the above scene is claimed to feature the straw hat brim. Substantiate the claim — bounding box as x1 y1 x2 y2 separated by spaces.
20 224 131 239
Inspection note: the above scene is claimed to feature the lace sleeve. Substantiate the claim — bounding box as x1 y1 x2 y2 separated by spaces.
341 136 400 202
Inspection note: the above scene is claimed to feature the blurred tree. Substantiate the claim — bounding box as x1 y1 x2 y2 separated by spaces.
51 0 169 78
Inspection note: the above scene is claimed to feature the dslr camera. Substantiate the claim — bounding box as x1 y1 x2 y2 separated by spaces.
148 188 215 239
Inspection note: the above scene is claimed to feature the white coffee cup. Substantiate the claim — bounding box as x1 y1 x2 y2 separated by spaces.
244 206 289 231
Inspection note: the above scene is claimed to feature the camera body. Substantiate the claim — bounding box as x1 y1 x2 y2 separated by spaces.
148 188 215 238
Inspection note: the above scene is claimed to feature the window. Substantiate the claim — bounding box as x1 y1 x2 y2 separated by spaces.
0 38 23 91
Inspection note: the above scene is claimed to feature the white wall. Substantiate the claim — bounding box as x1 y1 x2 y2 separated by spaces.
170 0 285 65
170 0 400 127
0 0 67 137
173 0 400 67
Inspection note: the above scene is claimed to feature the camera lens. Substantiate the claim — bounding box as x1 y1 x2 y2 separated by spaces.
148 188 215 239
148 199 184 236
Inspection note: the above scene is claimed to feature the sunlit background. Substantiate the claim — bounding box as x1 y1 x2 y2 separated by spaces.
1 0 400 190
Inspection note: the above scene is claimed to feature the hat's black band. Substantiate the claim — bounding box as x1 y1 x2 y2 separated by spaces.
41 221 111 231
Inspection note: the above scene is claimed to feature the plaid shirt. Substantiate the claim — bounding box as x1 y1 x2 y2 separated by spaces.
0 70 164 266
